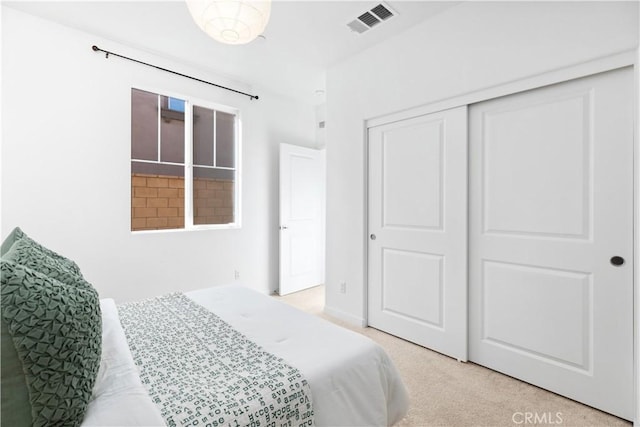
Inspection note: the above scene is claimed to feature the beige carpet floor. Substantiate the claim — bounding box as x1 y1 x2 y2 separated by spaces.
275 286 631 427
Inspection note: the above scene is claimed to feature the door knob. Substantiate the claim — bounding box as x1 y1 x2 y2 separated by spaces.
280 226 288 230
370 234 376 240
610 256 625 266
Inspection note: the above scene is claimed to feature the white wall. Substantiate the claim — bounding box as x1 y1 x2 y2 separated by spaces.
1 6 316 302
315 103 326 149
324 1 639 324
635 5 640 425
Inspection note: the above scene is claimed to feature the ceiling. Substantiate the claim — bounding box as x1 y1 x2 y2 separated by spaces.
4 0 461 104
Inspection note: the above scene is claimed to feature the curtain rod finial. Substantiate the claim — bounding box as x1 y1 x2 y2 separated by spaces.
92 45 99 51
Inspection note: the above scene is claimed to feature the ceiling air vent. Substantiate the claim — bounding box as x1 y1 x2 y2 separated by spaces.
371 3 394 20
358 11 382 28
347 3 396 35
347 20 369 34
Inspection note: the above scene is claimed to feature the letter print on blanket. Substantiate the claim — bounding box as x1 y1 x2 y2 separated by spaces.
118 293 314 427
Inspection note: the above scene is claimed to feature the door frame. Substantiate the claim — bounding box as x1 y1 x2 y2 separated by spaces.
363 49 638 422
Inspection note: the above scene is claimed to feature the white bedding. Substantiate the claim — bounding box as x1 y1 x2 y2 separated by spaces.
83 286 409 426
82 299 165 426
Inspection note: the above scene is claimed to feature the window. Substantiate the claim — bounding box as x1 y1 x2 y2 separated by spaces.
131 88 239 231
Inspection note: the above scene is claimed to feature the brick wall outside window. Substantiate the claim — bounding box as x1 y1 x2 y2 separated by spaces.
131 174 234 231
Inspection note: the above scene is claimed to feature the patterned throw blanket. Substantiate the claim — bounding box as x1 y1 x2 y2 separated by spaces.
118 293 314 427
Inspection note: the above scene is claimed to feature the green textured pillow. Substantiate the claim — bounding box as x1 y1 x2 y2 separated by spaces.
0 227 82 276
0 226 25 256
1 319 31 425
21 235 83 277
0 260 102 427
3 239 90 291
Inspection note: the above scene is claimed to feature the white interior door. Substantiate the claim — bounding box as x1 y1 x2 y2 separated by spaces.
279 143 324 296
368 106 467 360
469 67 634 419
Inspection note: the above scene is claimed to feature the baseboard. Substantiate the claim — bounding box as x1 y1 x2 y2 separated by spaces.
323 305 367 328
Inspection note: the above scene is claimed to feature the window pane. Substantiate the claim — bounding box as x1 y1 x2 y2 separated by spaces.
193 106 214 166
216 111 235 168
131 167 185 232
160 96 185 164
131 91 185 232
193 168 234 225
131 89 158 161
168 97 185 112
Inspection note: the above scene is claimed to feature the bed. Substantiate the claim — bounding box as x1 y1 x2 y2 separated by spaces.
1 227 409 427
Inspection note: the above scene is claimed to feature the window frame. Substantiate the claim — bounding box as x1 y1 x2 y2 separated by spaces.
130 86 242 233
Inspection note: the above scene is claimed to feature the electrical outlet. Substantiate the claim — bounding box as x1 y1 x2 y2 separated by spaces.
340 281 347 294
234 270 240 280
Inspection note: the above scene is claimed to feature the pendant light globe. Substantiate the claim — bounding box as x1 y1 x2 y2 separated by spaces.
186 0 271 45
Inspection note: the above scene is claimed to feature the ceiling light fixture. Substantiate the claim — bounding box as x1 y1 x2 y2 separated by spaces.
186 0 271 45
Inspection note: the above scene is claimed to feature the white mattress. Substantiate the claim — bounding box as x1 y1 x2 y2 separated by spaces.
83 286 409 426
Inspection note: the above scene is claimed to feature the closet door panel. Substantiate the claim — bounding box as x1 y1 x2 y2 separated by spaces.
368 106 467 361
469 67 634 420
482 93 589 238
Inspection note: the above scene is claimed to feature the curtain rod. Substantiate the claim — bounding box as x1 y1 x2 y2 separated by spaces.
91 45 259 101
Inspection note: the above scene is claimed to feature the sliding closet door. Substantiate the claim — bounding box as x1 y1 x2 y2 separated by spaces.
469 67 634 419
368 106 467 361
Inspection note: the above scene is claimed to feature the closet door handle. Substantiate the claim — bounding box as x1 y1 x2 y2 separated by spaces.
370 234 376 240
610 256 625 266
